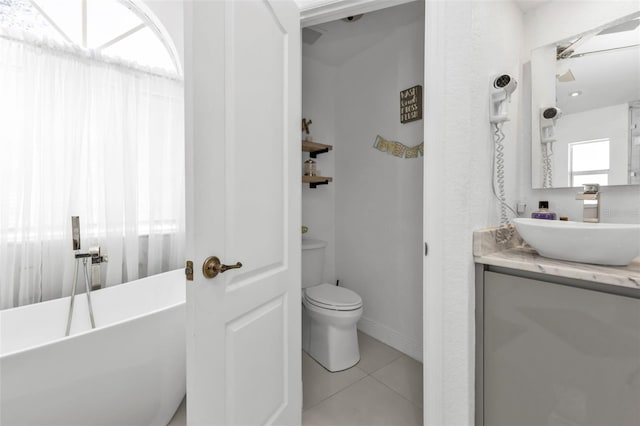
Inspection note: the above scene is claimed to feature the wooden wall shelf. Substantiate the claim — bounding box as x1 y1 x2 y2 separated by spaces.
302 175 333 188
302 140 333 158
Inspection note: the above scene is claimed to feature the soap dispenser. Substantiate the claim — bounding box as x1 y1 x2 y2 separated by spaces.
531 201 557 220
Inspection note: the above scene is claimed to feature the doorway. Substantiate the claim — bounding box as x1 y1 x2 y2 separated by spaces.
300 2 425 423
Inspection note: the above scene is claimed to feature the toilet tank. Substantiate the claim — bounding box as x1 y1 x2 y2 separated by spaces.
301 239 327 288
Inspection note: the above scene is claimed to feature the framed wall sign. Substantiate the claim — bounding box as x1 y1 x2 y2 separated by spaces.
400 85 422 124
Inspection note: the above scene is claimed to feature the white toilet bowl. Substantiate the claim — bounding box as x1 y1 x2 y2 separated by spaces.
302 283 363 372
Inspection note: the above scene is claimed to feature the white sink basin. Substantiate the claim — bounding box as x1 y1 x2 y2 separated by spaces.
513 218 640 266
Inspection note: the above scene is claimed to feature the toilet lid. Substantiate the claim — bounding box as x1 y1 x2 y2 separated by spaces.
304 284 362 310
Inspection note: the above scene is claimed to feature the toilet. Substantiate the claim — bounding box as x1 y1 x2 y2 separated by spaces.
301 238 363 372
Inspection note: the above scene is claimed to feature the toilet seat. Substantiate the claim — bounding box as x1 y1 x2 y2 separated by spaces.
304 283 362 311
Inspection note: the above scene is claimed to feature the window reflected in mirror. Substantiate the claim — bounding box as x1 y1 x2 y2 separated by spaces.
569 139 610 187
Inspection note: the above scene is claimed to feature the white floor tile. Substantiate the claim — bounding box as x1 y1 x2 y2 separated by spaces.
176 332 421 425
302 376 422 426
356 331 403 374
372 355 423 407
166 396 186 426
303 351 368 410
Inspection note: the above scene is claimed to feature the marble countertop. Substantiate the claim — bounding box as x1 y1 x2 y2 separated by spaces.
473 226 640 291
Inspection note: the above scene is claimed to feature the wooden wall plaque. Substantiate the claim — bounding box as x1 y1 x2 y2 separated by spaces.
400 85 422 124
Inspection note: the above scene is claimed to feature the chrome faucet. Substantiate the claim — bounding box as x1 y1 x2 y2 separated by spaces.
575 183 600 223
66 216 101 336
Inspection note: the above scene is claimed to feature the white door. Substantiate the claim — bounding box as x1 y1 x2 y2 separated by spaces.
184 0 301 424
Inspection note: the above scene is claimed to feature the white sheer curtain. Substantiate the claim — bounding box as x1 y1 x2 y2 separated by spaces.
0 34 185 309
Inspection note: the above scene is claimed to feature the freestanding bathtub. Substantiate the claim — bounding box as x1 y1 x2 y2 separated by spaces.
0 269 186 426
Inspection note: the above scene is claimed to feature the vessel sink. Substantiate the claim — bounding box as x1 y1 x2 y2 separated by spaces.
513 218 640 266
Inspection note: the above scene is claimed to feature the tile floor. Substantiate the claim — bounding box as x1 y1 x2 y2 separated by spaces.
302 331 423 426
168 397 186 426
168 331 423 426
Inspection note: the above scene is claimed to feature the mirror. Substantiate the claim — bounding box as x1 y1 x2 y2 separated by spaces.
531 12 640 188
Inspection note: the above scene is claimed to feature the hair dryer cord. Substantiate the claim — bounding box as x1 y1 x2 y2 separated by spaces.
492 122 518 243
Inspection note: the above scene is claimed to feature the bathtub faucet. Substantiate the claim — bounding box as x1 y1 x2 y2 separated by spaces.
89 246 108 291
66 217 100 336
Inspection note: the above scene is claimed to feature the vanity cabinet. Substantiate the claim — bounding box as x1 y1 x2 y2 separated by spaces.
477 269 640 426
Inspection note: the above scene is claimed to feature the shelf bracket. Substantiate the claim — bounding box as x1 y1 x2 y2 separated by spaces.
309 148 330 158
309 180 329 188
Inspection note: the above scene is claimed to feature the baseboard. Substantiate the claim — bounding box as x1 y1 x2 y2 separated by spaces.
357 316 423 362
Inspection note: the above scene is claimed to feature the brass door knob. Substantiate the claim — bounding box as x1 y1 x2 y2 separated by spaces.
202 256 243 279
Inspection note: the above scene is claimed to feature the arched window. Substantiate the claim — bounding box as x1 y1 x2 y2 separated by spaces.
0 0 184 309
0 0 180 75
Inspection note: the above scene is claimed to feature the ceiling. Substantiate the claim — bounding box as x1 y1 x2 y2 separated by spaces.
513 0 552 13
302 1 424 67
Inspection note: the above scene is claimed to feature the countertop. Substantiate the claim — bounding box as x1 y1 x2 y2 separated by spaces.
473 226 640 291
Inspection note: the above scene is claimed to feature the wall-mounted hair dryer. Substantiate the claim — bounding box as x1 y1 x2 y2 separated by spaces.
490 74 518 124
489 74 519 243
540 106 563 143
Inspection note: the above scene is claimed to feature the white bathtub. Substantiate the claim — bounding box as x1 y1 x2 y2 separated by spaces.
0 269 186 426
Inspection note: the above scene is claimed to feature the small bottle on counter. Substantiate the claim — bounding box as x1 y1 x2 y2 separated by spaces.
531 201 557 220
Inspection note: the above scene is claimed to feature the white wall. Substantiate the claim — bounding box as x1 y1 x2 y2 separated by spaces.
519 0 640 223
302 56 337 284
333 12 424 361
301 3 424 361
140 0 184 69
423 1 524 424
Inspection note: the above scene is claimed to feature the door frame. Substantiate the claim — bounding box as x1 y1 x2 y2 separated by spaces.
298 1 441 425
299 0 416 27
